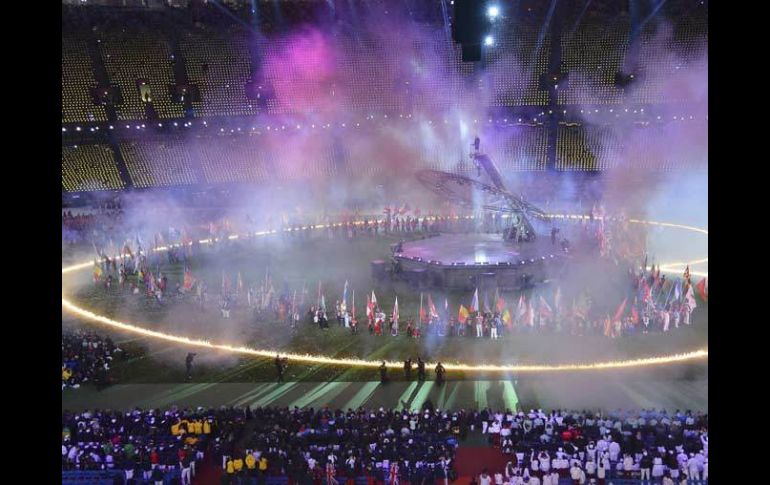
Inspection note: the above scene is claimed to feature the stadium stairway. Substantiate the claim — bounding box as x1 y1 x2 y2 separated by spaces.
193 453 222 484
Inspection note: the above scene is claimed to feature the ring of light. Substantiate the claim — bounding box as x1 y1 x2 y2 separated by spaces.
62 214 708 372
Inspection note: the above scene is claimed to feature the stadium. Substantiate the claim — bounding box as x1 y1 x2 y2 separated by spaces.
62 1 708 484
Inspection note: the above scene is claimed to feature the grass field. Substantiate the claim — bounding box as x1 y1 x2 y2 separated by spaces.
63 232 708 387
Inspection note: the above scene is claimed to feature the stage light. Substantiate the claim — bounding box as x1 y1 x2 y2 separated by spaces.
75 127 81 131
484 35 494 46
487 5 499 19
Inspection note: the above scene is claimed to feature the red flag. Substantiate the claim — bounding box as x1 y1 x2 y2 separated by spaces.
613 298 627 322
366 294 373 319
495 293 505 313
642 279 652 303
631 304 639 325
603 314 612 337
524 301 534 326
183 268 195 290
419 293 427 323
695 277 707 301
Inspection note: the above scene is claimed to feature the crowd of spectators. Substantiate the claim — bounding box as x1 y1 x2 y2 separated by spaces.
61 404 708 484
62 329 125 390
479 408 708 484
221 406 459 484
61 406 245 484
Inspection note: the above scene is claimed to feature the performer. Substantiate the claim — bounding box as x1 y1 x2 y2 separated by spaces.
435 362 446 386
404 358 413 380
379 361 388 383
388 461 399 485
326 461 338 485
417 357 426 381
475 313 483 338
275 354 287 382
185 352 196 381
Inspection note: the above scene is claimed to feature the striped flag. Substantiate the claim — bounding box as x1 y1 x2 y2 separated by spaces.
458 304 470 324
470 288 479 313
428 294 438 319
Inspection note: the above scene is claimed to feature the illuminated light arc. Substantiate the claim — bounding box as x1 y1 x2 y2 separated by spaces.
62 214 708 372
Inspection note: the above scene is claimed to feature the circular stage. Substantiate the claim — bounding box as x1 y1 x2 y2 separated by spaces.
392 233 568 290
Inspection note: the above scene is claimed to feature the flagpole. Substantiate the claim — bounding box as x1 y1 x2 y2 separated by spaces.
663 279 676 307
419 292 423 330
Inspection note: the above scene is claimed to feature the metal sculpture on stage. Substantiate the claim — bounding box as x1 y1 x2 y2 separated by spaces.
416 147 550 243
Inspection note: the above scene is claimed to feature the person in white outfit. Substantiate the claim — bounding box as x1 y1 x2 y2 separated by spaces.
687 454 700 481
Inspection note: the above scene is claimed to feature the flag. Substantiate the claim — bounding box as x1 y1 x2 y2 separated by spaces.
237 272 244 293
613 298 627 322
643 254 648 272
696 277 708 302
642 279 652 303
366 294 373 319
93 261 103 282
343 280 349 306
419 293 426 323
516 295 526 321
553 287 562 314
683 265 691 285
470 288 479 313
428 294 438 319
684 285 697 311
320 294 326 311
502 309 512 327
524 300 534 326
393 297 399 324
444 297 449 315
371 290 378 307
539 295 553 318
351 290 356 319
458 304 469 324
183 268 195 290
603 314 612 337
222 271 230 294
673 279 682 301
495 288 505 313
631 305 640 325
483 292 491 313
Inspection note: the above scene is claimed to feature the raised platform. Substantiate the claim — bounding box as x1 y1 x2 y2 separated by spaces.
391 233 568 290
